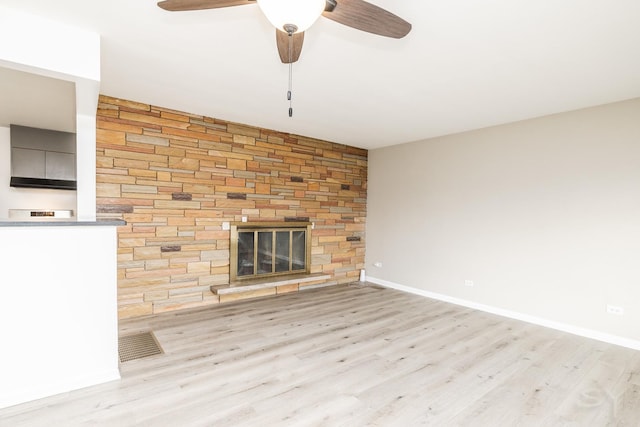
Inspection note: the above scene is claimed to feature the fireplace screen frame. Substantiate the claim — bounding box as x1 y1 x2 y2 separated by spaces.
230 221 312 282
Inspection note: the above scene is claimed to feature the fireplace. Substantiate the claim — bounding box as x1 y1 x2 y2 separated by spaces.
230 222 312 282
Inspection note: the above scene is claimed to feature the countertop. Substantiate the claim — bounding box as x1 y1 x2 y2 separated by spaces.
0 219 126 227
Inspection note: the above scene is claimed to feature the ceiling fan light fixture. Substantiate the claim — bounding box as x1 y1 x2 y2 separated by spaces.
257 0 326 33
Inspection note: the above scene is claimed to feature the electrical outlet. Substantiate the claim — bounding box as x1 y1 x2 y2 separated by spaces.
373 261 383 268
464 280 474 287
606 305 624 316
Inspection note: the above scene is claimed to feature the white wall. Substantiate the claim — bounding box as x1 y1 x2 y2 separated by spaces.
0 225 120 409
75 80 100 221
0 6 117 410
0 127 77 218
366 98 640 347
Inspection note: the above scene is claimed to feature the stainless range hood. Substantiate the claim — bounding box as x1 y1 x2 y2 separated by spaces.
10 125 77 191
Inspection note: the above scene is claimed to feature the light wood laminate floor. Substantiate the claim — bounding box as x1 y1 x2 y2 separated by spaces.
2 284 639 426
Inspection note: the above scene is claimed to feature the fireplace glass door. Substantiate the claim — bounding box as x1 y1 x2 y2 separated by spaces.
231 222 311 282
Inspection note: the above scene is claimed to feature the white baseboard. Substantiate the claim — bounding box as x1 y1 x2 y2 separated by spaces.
368 276 640 352
0 369 121 410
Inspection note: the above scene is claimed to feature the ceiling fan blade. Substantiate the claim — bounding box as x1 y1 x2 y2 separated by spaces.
157 0 254 12
322 0 411 39
275 30 305 64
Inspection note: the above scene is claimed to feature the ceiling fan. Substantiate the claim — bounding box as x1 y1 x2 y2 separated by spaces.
157 0 412 64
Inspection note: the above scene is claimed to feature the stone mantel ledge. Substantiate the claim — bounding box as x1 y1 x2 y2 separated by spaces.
0 219 126 227
212 274 332 295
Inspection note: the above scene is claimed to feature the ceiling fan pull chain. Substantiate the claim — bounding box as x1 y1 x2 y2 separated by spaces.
288 28 294 117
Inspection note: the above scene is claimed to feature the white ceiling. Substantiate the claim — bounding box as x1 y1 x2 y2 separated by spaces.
2 0 640 149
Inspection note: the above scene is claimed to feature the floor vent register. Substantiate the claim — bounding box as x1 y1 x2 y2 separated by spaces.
118 331 163 363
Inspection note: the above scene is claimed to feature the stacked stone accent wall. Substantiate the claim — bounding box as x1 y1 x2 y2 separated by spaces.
95 95 367 319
